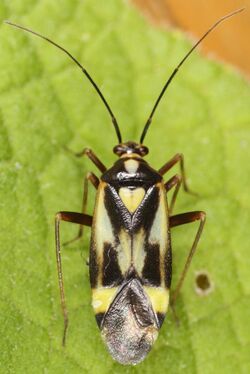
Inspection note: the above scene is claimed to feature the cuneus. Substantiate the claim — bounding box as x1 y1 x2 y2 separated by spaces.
5 8 243 365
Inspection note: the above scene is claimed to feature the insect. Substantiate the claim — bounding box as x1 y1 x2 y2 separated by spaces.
5 8 243 365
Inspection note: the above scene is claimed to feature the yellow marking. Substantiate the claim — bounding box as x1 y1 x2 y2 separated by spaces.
92 287 118 314
132 228 146 275
121 153 142 159
119 187 145 213
117 229 131 274
144 286 169 314
124 159 139 174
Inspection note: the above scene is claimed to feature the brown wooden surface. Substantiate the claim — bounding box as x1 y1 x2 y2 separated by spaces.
132 0 250 77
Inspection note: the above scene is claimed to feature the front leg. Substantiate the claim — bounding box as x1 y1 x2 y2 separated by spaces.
65 146 106 173
55 211 92 346
159 153 196 194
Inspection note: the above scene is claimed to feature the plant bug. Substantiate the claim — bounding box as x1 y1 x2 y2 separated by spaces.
5 7 244 365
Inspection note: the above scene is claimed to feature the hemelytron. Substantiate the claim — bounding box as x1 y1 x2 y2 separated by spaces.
5 8 244 365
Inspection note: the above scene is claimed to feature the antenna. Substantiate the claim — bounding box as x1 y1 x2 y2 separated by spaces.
5 21 122 144
140 8 244 144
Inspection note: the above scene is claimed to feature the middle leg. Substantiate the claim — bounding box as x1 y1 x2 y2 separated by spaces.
164 174 182 214
55 211 92 346
63 172 99 246
170 211 206 306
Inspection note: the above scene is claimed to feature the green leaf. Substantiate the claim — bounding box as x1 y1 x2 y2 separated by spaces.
1 1 250 373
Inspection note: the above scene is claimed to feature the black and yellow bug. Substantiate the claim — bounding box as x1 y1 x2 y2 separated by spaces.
5 8 243 366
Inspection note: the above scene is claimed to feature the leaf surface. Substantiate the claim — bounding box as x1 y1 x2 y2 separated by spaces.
0 1 250 373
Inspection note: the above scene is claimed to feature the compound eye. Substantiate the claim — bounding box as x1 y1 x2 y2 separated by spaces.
139 146 148 156
113 145 124 155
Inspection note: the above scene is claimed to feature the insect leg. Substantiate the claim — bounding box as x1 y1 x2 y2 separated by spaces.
158 153 196 194
55 211 92 346
63 172 99 246
65 146 106 172
164 174 181 214
169 211 206 306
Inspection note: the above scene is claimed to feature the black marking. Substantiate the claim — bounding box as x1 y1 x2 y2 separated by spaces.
102 157 162 190
142 243 161 286
95 313 105 329
132 185 159 233
89 244 98 288
102 242 123 286
129 286 155 328
104 184 132 232
125 265 137 280
156 313 166 328
164 236 172 288
103 178 160 236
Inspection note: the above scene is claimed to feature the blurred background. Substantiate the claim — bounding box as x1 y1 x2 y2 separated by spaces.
132 0 250 77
